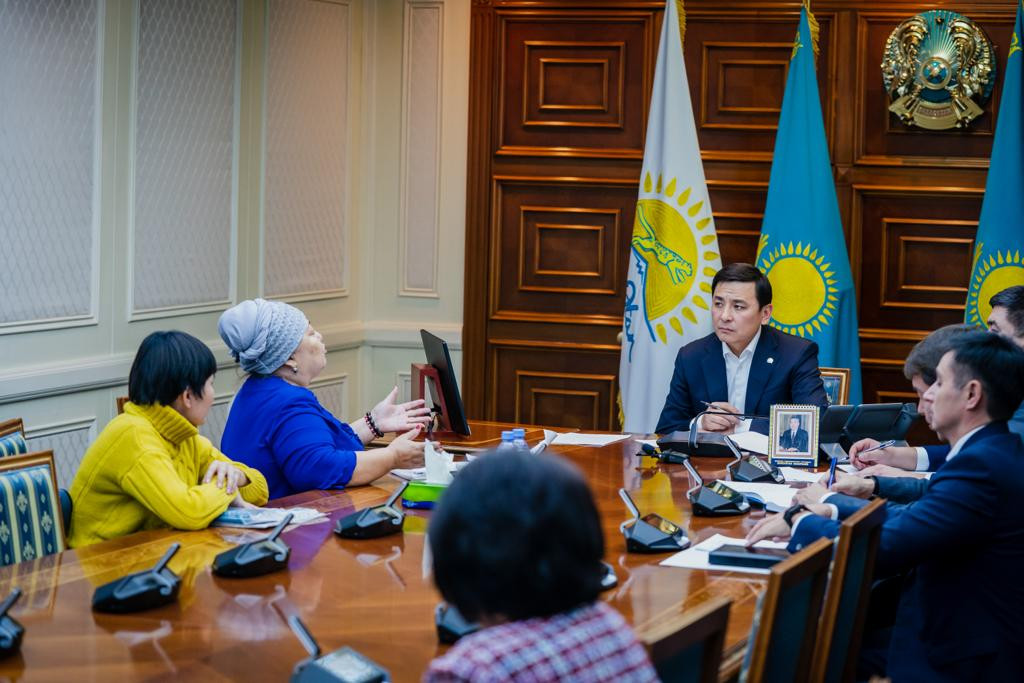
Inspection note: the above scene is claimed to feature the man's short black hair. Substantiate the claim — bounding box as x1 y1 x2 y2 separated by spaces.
128 331 217 406
711 263 772 308
989 286 1024 337
903 323 977 385
428 451 605 623
947 331 1024 422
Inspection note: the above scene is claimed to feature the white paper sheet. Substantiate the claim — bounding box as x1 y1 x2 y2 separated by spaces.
212 506 325 529
779 466 823 484
634 438 660 449
727 430 770 455
550 433 630 446
838 464 859 474
660 533 789 575
716 480 800 508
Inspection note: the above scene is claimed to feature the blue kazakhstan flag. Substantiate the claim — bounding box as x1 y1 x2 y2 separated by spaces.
966 0 1024 326
756 0 862 404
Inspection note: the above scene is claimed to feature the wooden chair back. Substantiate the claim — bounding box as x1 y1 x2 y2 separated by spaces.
641 596 731 683
741 537 834 683
116 396 129 415
0 451 67 565
811 499 887 683
0 417 28 457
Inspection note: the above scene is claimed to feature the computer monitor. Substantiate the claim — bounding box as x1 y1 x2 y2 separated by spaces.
843 403 916 443
420 330 471 436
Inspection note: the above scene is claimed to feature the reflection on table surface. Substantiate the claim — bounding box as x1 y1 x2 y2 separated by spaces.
0 425 778 682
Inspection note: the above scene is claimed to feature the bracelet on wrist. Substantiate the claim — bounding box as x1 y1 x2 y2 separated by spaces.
364 412 384 439
870 475 881 496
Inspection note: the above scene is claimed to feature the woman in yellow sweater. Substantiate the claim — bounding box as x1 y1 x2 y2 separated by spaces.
68 331 269 547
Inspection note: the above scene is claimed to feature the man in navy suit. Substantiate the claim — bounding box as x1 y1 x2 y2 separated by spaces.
748 332 1024 682
655 263 828 435
848 286 1024 476
777 415 809 452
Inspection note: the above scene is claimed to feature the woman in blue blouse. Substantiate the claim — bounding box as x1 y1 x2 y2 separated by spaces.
218 299 428 499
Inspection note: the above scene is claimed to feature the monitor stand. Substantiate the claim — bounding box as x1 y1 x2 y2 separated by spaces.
412 363 459 439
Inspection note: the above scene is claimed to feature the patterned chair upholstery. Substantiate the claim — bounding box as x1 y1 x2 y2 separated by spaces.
0 451 66 566
0 418 27 457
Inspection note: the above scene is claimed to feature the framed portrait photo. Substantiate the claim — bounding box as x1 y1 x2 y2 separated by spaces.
819 367 851 406
768 404 820 467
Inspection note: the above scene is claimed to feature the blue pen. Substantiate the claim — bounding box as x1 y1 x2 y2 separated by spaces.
826 456 839 488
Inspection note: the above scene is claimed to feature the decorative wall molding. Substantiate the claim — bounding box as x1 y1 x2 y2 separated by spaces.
398 0 444 298
127 0 240 317
0 320 460 405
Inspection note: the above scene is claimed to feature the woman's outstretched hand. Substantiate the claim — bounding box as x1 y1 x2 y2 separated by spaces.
371 386 432 433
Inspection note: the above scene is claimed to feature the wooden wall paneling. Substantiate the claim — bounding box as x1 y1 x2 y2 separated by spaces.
489 341 621 429
497 9 656 157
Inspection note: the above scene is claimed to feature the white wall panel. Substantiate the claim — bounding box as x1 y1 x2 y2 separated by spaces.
26 418 97 489
398 1 443 296
0 0 99 327
263 0 349 299
131 0 238 313
311 375 348 423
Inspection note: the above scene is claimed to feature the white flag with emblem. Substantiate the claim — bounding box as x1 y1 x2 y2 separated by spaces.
619 0 721 434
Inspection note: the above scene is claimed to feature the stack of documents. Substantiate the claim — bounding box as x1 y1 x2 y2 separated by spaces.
212 506 325 529
550 433 629 447
660 533 789 575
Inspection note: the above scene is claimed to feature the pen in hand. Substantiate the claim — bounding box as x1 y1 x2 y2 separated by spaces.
858 439 897 456
826 456 839 488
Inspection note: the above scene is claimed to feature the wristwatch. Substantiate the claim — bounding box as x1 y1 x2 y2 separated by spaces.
783 503 809 527
870 475 881 496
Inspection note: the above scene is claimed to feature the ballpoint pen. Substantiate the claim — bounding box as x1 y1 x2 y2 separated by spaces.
826 456 839 488
858 439 897 456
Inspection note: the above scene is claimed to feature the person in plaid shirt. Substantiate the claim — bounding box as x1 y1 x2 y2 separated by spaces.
424 451 657 683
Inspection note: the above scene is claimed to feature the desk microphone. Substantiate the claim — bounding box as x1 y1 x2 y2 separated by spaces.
678 454 750 517
286 614 389 683
336 482 408 539
92 543 181 613
435 603 481 644
0 588 24 658
618 488 689 553
727 450 784 484
213 512 294 578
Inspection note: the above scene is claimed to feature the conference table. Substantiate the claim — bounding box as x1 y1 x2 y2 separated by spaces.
0 422 785 682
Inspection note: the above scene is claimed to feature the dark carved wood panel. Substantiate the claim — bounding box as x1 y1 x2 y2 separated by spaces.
465 1 1020 431
686 11 835 156
494 178 636 320
491 343 620 429
499 12 654 155
855 185 984 332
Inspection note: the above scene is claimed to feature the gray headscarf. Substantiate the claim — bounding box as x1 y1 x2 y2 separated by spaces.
218 299 308 375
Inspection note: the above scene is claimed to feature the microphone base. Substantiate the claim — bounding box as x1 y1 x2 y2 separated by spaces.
658 431 738 458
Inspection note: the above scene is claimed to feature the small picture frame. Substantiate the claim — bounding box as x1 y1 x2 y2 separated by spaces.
819 367 851 406
768 404 820 467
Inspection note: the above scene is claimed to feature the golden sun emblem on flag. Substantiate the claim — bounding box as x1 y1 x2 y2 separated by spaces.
966 245 1024 326
757 236 838 337
631 171 719 345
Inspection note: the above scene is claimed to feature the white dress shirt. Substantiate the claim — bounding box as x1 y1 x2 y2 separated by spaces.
702 329 761 433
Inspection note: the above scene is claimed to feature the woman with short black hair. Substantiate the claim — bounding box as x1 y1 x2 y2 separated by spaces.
424 451 657 682
68 331 269 547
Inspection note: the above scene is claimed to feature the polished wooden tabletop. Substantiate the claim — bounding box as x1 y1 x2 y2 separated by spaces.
0 426 778 682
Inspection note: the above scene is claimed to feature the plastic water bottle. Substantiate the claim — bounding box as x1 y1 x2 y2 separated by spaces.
496 430 516 452
512 428 529 451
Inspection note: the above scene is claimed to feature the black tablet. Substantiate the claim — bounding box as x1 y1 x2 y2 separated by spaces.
420 330 471 436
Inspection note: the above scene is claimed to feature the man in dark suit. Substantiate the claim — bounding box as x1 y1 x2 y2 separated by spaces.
848 286 1024 476
655 263 828 435
747 332 1024 682
777 415 809 452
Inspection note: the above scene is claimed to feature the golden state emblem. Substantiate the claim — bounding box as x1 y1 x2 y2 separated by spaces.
966 245 1024 326
757 236 838 337
622 172 719 357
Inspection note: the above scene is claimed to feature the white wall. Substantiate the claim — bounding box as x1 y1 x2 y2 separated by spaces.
0 0 469 487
